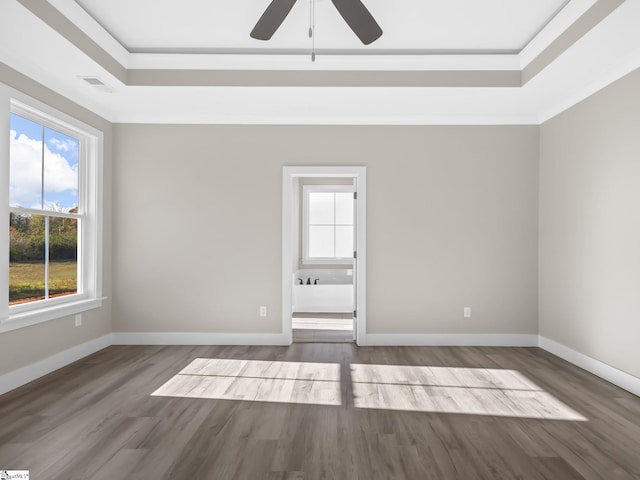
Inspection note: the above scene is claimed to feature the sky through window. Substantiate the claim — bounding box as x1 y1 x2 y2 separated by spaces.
9 113 79 212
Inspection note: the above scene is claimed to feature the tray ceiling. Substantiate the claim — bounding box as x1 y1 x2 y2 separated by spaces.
1 0 639 124
74 0 570 54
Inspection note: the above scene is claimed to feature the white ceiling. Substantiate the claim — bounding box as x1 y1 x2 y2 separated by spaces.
1 0 639 125
74 0 570 53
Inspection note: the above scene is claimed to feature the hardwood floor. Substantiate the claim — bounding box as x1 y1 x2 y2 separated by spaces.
292 316 354 343
292 328 354 343
1 344 639 479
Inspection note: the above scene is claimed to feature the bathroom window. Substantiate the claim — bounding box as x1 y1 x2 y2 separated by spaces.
1 96 103 333
302 185 354 264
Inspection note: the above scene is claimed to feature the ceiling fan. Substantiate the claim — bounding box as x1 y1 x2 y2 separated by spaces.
250 0 383 45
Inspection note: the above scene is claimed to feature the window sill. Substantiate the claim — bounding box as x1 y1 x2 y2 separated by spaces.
0 297 106 334
302 258 353 265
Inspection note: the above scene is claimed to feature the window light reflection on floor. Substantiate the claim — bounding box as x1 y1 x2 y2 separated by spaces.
151 358 342 406
151 359 587 421
350 364 587 421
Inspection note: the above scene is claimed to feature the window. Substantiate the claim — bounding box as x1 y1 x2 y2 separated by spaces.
1 95 103 332
302 185 354 264
9 112 80 305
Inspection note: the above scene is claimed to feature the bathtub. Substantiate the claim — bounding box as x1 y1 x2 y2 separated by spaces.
292 269 353 313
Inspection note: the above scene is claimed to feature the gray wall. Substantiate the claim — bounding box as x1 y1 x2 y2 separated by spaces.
113 124 539 335
0 64 113 375
540 67 640 378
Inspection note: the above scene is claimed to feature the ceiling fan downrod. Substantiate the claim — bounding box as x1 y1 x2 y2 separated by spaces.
309 0 316 62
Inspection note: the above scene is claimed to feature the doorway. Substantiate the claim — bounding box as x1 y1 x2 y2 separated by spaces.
282 167 366 345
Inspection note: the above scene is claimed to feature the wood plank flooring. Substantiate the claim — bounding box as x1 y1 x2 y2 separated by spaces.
1 344 639 479
292 316 354 343
292 328 354 343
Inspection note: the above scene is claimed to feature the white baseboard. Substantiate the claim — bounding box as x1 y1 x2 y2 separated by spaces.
112 332 290 346
539 336 640 397
360 333 539 347
3 332 638 400
0 333 113 396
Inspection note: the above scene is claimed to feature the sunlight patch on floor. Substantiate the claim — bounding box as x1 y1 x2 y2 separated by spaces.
152 358 342 406
151 359 587 420
351 364 587 421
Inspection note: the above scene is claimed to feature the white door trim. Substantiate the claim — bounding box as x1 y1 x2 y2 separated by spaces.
282 166 367 345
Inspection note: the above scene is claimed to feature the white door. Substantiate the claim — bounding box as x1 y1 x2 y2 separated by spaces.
352 187 357 341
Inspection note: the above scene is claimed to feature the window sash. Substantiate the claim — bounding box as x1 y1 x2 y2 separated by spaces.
10 206 82 220
9 211 82 305
302 185 355 264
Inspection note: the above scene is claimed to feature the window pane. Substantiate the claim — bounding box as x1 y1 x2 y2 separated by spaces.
49 217 78 298
9 114 43 209
335 226 354 258
308 226 335 258
9 213 46 305
309 192 334 225
335 192 354 225
44 128 79 212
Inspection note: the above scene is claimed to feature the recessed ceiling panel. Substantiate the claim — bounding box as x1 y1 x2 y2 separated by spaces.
73 0 570 53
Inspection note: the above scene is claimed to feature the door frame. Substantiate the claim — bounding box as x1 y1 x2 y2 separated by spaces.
282 166 367 345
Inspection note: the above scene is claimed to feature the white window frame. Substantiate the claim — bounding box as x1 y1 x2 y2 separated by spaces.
302 184 355 265
0 88 103 333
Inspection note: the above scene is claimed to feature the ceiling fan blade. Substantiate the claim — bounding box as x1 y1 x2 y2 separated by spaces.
250 0 297 40
330 0 382 45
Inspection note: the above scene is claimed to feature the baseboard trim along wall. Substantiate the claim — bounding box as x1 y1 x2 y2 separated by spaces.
361 333 539 347
539 336 640 397
0 333 113 396
111 332 290 346
2 333 639 399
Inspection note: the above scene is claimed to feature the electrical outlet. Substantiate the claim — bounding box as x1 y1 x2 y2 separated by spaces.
259 306 267 317
75 314 82 327
463 307 472 318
